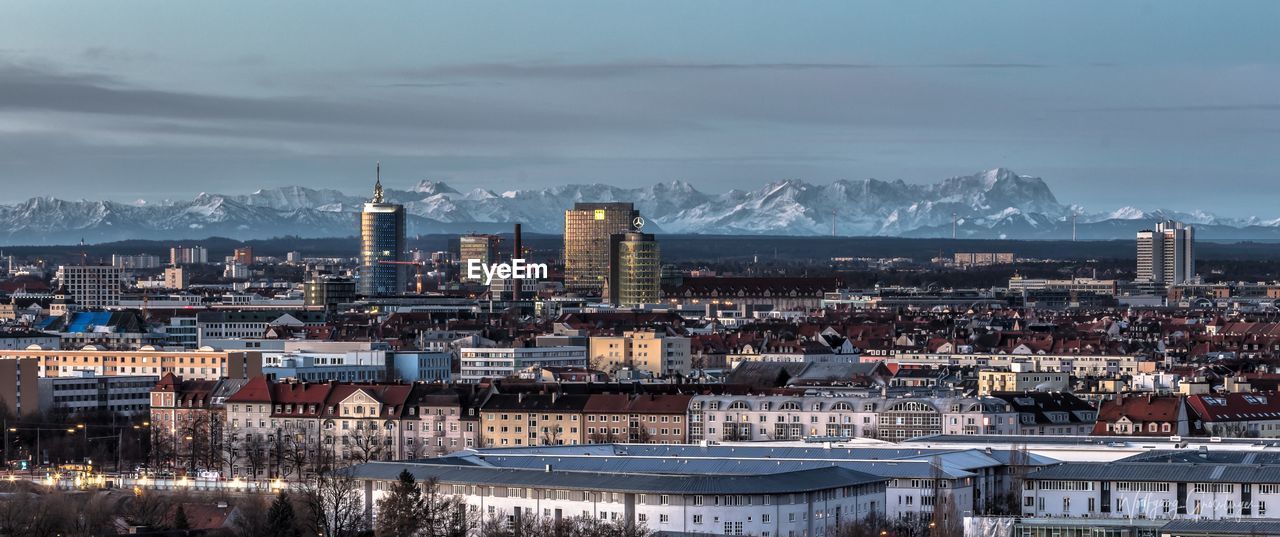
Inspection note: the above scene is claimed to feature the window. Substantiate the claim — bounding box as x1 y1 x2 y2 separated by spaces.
692 514 703 524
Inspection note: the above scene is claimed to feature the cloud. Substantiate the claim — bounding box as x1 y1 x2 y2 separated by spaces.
1073 103 1280 113
390 61 1047 80
0 61 690 134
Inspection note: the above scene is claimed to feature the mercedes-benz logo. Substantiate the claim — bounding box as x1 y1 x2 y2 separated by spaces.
632 216 645 230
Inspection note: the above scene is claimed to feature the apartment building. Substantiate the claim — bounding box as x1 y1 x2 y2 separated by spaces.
587 330 691 377
582 393 691 444
459 346 587 383
977 369 1071 396
479 393 590 447
1 348 262 380
222 377 480 477
688 394 1020 443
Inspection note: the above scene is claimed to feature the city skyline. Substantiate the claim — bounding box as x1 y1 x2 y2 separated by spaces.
1 1 1278 214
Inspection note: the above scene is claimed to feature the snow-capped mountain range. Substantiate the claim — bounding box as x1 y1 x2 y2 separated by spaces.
2 168 1277 245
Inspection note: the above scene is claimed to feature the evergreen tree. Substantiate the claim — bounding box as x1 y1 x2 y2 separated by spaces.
266 491 300 537
375 469 423 537
173 504 190 531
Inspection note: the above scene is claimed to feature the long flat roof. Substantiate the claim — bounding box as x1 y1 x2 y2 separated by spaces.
1028 462 1280 484
342 462 883 495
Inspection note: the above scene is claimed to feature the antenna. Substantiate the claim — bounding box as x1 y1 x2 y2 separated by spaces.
951 212 957 240
1072 212 1078 242
831 209 836 237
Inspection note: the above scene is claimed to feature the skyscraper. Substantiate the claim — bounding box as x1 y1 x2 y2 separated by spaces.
1137 220 1195 285
459 234 502 282
563 202 639 296
359 163 407 296
608 231 661 306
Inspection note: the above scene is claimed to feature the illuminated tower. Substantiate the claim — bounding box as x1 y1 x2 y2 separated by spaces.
563 202 639 296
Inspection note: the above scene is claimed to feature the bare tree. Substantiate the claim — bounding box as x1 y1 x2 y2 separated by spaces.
301 470 367 537
346 422 386 464
242 433 268 480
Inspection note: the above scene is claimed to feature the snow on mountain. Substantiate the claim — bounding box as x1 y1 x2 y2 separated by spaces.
1 168 1275 244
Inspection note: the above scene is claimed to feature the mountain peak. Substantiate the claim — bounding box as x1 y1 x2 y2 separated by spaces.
413 180 460 195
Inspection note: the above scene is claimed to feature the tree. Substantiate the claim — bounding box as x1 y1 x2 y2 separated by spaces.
302 470 367 537
243 434 268 479
375 470 422 537
173 504 190 531
347 422 387 463
265 491 300 537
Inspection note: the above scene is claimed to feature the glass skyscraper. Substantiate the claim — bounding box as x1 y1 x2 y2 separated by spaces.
608 231 660 306
359 165 407 296
563 202 639 296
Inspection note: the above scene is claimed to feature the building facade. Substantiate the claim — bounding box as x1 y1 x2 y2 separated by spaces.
563 202 639 296
1137 220 1195 285
55 265 123 308
359 167 407 296
608 231 660 306
459 346 588 383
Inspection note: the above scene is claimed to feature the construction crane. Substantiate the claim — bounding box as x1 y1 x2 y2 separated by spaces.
378 260 427 294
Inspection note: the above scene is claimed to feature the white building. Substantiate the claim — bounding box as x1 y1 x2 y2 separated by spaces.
1137 220 1195 285
688 394 1020 443
459 346 587 383
349 454 888 536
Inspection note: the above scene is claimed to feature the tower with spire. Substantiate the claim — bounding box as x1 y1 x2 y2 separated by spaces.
359 162 407 296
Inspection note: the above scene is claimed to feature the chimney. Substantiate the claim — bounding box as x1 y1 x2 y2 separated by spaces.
513 223 522 301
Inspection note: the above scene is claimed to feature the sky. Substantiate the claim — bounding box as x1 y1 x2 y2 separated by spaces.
0 1 1277 215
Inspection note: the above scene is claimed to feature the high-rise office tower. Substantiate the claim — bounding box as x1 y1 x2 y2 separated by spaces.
1137 220 1194 285
563 202 640 296
459 234 502 282
608 231 661 306
359 164 407 296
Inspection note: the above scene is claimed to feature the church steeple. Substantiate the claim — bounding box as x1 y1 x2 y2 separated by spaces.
372 161 384 203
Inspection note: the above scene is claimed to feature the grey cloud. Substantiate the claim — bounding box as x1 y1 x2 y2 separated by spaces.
391 61 1046 80
1073 104 1280 113
0 62 689 133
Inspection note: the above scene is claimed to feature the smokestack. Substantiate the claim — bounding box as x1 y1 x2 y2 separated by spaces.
513 223 522 301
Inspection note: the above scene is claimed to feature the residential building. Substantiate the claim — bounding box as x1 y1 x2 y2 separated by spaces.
2 348 263 380
1186 392 1280 438
459 346 587 383
1092 394 1190 436
582 393 692 444
170 245 208 265
55 264 123 308
479 393 590 447
112 254 162 269
1137 220 1195 285
587 330 691 377
688 394 1019 443
195 310 326 346
163 267 189 289
977 368 1071 396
